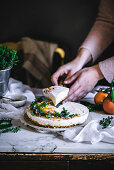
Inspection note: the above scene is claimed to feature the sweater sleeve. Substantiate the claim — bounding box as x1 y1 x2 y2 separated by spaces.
99 56 114 83
80 0 114 62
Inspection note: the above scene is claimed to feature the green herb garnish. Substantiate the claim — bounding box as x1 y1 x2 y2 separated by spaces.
54 108 78 118
99 116 113 129
30 97 43 109
54 107 69 118
61 107 70 117
69 114 78 118
54 111 62 117
30 97 79 118
41 102 48 107
47 111 52 118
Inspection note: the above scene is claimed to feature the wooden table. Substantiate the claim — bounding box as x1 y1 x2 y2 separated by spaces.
0 153 114 170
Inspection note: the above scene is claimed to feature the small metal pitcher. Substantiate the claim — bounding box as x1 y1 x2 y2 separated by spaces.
0 66 12 96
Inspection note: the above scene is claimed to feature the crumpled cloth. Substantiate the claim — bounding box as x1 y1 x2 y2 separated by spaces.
61 86 114 144
0 78 114 144
21 37 58 88
61 117 114 144
0 78 35 120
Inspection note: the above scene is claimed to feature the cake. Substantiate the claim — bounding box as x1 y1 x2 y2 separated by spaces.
26 97 89 128
43 86 69 106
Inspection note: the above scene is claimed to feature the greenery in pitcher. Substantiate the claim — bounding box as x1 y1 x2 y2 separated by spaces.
0 45 19 70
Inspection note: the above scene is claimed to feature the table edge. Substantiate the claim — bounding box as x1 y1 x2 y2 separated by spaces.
0 153 114 161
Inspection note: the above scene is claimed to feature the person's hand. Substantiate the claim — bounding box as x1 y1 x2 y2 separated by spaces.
63 64 104 102
51 58 82 85
51 48 92 85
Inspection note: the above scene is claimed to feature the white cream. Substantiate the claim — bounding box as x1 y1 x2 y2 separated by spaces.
26 102 89 128
43 86 69 106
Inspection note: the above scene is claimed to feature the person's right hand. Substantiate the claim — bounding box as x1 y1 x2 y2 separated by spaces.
51 48 92 85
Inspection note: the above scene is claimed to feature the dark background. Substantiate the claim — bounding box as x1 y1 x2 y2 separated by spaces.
0 0 113 85
0 0 100 60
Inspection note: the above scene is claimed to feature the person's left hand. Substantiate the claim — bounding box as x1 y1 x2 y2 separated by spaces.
63 64 104 102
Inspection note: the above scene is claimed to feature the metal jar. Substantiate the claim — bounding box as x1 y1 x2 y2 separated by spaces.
0 66 12 96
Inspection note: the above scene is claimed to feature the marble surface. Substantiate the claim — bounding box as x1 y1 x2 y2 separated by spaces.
0 117 114 153
0 80 114 154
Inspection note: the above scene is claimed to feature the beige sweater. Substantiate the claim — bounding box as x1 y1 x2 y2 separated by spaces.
80 0 114 83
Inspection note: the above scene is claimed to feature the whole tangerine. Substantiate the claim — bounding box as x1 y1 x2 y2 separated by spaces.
103 97 114 114
94 91 108 104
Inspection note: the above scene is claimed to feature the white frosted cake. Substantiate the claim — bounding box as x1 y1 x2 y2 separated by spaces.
43 86 69 106
26 98 89 128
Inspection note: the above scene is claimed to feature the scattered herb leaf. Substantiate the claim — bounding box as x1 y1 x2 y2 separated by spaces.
0 119 20 134
99 116 113 129
0 119 12 129
0 126 20 134
80 101 102 112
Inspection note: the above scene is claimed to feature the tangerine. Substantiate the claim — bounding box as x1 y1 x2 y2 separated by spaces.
103 97 114 114
94 91 108 104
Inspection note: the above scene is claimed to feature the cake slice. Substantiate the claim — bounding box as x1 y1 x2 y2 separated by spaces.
43 86 69 106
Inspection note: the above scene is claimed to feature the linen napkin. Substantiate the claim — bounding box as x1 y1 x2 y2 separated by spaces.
0 78 35 120
61 86 114 144
61 115 114 144
7 78 35 102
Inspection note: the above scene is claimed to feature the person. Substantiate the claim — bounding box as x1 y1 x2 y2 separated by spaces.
51 0 114 102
